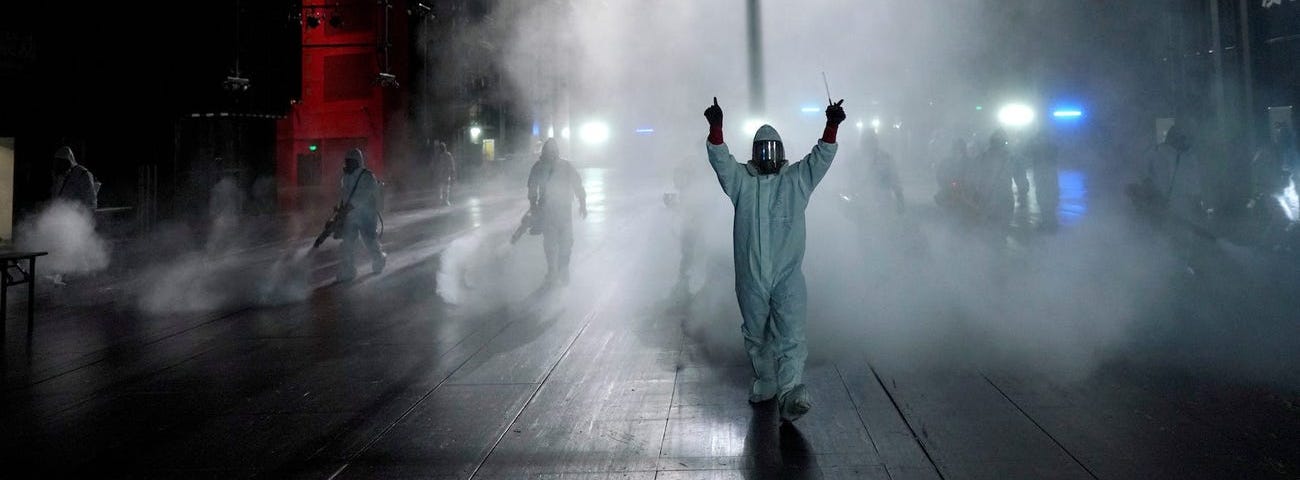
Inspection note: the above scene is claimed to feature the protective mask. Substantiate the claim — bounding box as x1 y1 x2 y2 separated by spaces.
751 139 786 175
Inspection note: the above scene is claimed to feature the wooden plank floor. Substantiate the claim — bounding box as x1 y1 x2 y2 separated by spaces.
3 178 1299 479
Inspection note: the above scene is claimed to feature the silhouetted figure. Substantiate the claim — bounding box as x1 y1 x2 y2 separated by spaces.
434 141 457 207
51 146 97 211
526 138 587 286
861 130 904 214
1026 131 1060 231
964 129 1015 225
336 148 386 282
666 152 717 301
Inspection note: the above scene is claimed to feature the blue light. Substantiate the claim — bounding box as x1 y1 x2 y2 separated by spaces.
531 122 540 136
635 128 655 135
801 106 821 113
1052 110 1083 118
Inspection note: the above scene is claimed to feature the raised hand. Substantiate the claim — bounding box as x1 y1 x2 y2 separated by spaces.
704 97 724 127
825 99 846 126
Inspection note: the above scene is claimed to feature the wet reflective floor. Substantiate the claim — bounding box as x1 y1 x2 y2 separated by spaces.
3 166 1300 479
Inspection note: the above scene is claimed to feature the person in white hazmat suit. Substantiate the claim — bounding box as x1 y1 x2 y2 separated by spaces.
337 148 386 282
52 146 98 211
527 138 588 286
703 97 845 422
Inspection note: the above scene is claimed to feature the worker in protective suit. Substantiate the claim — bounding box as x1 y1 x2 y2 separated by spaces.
669 155 711 298
1025 131 1060 231
337 148 386 282
934 138 968 209
51 146 98 211
935 138 967 192
861 130 905 214
45 146 99 286
434 141 457 207
1134 121 1202 221
527 138 587 286
968 129 1016 224
704 97 844 422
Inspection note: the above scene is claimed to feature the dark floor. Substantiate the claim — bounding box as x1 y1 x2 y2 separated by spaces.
3 169 1300 479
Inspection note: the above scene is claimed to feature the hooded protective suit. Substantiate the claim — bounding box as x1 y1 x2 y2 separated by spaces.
706 124 838 410
970 132 1015 222
338 148 385 280
52 146 98 210
527 139 587 285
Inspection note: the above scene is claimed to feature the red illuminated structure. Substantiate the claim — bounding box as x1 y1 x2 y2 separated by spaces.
276 0 409 211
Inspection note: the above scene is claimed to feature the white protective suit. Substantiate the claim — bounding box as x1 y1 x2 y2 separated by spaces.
338 148 386 280
52 146 98 211
527 153 586 284
706 125 837 413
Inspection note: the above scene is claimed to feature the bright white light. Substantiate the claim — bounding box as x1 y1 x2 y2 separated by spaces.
635 128 655 134
1052 110 1083 118
998 103 1036 128
546 126 555 138
1278 178 1299 222
469 126 482 140
855 120 864 130
870 118 881 130
579 121 610 145
561 126 571 139
741 119 767 137
801 106 821 113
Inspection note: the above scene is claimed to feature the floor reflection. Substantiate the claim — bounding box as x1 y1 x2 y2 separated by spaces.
742 400 819 480
1057 169 1088 227
579 167 608 233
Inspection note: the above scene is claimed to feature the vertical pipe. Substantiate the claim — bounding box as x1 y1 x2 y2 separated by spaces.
1238 0 1256 151
1210 0 1224 130
383 0 392 72
746 0 765 115
1209 0 1226 209
26 258 35 335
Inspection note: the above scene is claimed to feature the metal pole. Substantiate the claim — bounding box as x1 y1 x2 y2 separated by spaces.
746 0 765 115
1209 0 1225 132
26 258 34 336
383 0 392 72
1238 0 1256 151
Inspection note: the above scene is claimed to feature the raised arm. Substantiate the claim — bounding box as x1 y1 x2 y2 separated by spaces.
790 100 845 194
705 97 743 199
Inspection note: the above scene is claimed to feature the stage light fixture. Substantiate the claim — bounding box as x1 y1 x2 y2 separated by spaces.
223 76 251 92
375 72 399 89
409 2 433 18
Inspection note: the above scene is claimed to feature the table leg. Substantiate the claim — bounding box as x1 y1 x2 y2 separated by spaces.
1 263 8 344
27 258 36 335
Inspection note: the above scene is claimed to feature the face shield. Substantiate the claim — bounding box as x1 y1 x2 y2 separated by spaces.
752 139 786 175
